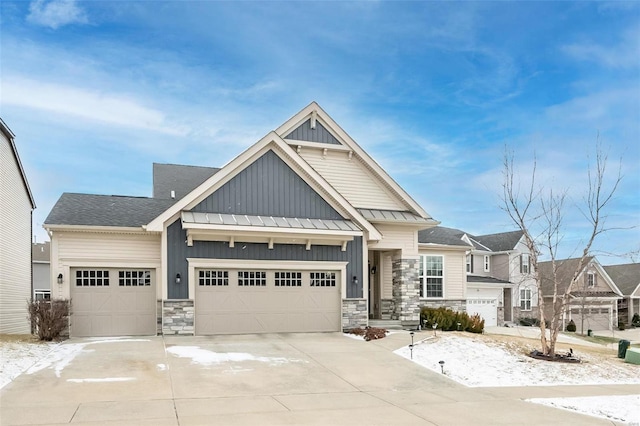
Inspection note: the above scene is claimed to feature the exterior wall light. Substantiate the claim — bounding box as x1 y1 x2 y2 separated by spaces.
175 273 181 284
57 273 63 284
352 276 358 285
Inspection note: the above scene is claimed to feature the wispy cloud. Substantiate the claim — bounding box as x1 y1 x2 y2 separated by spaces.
27 0 87 29
561 26 640 69
2 76 187 136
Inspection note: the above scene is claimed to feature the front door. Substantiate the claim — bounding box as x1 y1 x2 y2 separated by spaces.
368 251 381 319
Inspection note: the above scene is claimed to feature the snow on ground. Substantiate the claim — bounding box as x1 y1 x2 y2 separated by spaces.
394 333 640 387
0 339 58 389
391 332 639 424
166 345 307 367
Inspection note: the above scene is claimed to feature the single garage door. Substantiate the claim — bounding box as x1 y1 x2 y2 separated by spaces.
71 268 157 337
196 268 341 335
467 298 498 327
570 307 612 331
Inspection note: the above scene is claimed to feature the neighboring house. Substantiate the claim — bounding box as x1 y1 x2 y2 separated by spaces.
603 263 640 326
418 227 536 326
44 102 444 337
32 242 51 300
537 257 623 331
0 118 36 334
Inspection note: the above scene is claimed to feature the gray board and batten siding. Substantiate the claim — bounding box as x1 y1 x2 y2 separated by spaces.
167 223 363 299
192 150 343 220
167 149 363 299
285 119 342 145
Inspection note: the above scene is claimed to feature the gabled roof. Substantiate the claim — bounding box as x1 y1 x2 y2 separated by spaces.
472 230 523 252
145 132 383 240
1 118 35 209
32 242 50 262
603 263 640 296
275 102 434 221
153 163 219 200
537 257 622 297
418 226 472 247
45 193 175 228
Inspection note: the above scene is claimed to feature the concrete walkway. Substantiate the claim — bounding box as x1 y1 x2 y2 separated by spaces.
0 331 637 425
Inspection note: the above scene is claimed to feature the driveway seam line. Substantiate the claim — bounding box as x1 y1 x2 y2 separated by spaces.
162 335 180 426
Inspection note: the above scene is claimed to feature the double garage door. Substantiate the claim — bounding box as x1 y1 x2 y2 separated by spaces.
71 268 157 337
467 298 498 327
195 268 341 335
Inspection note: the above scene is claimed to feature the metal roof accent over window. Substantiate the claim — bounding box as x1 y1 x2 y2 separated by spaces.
181 211 361 232
358 208 433 224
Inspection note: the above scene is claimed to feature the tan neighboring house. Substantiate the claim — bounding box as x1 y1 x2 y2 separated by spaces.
538 257 623 331
44 102 462 338
603 263 640 326
0 118 36 334
32 242 51 300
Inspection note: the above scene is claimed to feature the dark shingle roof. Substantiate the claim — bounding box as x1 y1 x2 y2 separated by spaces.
418 226 472 247
153 163 219 200
32 242 50 262
603 263 640 296
537 257 595 295
44 193 176 227
472 230 523 252
467 275 512 284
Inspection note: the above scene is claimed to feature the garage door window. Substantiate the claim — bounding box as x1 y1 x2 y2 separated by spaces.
275 272 302 287
199 270 229 286
238 271 266 286
310 272 336 287
76 270 109 286
119 270 151 286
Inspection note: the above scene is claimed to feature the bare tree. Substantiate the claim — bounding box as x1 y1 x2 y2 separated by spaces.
501 143 621 357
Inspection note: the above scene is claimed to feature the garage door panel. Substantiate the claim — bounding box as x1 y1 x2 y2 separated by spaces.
71 268 156 337
467 299 498 327
196 268 341 335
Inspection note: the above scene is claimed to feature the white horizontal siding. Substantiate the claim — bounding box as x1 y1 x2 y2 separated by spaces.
299 149 404 210
368 224 418 255
0 136 32 334
52 232 161 299
381 253 393 300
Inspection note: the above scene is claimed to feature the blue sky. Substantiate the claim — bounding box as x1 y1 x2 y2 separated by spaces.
1 1 638 264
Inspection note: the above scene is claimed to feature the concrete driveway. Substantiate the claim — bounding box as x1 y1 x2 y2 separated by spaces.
0 332 633 425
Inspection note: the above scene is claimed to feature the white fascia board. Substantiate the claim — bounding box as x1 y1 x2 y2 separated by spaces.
44 224 147 234
275 102 432 220
593 261 624 296
284 139 352 152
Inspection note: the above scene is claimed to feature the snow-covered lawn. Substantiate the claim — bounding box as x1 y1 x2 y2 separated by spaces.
0 338 58 389
390 332 639 424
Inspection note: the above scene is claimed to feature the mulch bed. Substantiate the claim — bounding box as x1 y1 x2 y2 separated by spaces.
348 326 388 341
529 349 582 363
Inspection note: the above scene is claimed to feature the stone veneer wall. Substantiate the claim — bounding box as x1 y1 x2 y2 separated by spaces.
420 299 467 312
163 300 194 335
342 298 367 331
380 299 394 320
156 300 163 335
392 258 420 325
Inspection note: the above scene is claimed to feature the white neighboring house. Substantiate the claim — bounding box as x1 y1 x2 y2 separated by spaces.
0 118 36 334
32 242 51 300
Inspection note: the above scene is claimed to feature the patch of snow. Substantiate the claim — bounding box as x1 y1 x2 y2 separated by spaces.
394 334 640 388
343 333 364 340
166 345 306 366
67 377 135 383
0 341 58 389
156 363 167 371
528 395 640 425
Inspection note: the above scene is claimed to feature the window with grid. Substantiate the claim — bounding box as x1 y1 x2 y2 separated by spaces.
587 272 596 288
275 271 302 287
199 270 229 286
520 288 532 311
76 270 110 286
310 272 336 287
419 255 443 298
118 270 151 286
238 271 266 286
520 254 530 274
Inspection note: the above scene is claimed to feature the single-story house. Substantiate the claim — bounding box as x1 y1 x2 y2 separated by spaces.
603 263 640 326
537 257 623 331
45 102 474 337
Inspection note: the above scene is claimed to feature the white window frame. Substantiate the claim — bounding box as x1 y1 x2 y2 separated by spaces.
520 288 532 311
34 289 51 301
587 272 596 288
484 255 490 272
521 254 530 274
419 255 444 299
466 254 473 273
